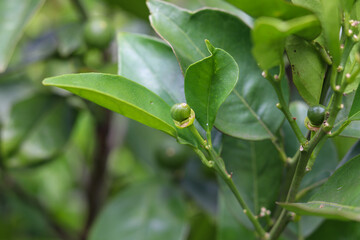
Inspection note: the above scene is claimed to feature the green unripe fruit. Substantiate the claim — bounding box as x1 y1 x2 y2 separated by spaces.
307 104 326 126
84 49 103 69
171 103 191 122
84 18 114 49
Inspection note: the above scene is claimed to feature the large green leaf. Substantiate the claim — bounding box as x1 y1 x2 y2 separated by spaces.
148 0 288 140
217 194 256 240
0 0 44 72
89 180 188 240
43 73 177 137
349 84 360 121
219 135 283 228
339 121 360 138
117 33 196 146
337 140 360 168
1 94 77 166
224 0 314 20
280 155 360 221
307 220 360 240
252 15 320 70
293 0 341 65
185 41 238 132
118 32 185 105
285 36 326 105
179 0 253 27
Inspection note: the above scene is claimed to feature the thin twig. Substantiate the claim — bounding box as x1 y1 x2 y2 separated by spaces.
81 109 111 239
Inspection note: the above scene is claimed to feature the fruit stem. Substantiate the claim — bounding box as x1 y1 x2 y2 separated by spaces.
188 124 206 147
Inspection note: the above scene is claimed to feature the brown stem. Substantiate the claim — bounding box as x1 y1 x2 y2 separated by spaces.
81 109 111 239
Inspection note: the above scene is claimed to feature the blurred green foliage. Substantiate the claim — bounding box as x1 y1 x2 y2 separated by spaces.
1 0 360 240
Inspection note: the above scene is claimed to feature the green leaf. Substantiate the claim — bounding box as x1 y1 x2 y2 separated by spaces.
56 23 84 57
184 0 253 27
293 0 341 65
217 194 256 240
117 32 196 146
148 0 288 140
349 85 360 121
343 45 360 94
340 121 360 138
307 220 360 240
341 0 356 13
280 155 360 221
224 0 315 20
334 91 360 138
118 32 185 105
0 74 35 123
252 15 320 70
337 139 360 168
185 41 239 132
219 135 283 227
1 94 77 166
43 73 177 137
89 180 188 240
332 137 359 160
0 0 44 73
285 36 326 105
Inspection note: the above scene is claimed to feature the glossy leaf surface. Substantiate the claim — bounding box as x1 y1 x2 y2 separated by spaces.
334 92 360 138
0 0 44 72
308 220 360 240
43 73 177 137
89 180 188 240
285 36 326 105
185 41 238 132
148 0 288 140
217 194 255 240
118 32 185 105
349 84 360 121
281 155 360 221
219 135 282 227
293 0 341 65
252 15 320 70
225 0 314 20
117 32 196 146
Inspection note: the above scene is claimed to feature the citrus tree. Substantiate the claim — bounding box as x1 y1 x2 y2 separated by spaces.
1 0 360 239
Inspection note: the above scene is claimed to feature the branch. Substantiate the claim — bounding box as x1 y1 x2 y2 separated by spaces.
263 71 307 145
81 109 112 239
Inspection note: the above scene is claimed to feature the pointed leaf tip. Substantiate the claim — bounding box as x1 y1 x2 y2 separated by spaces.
205 39 215 54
